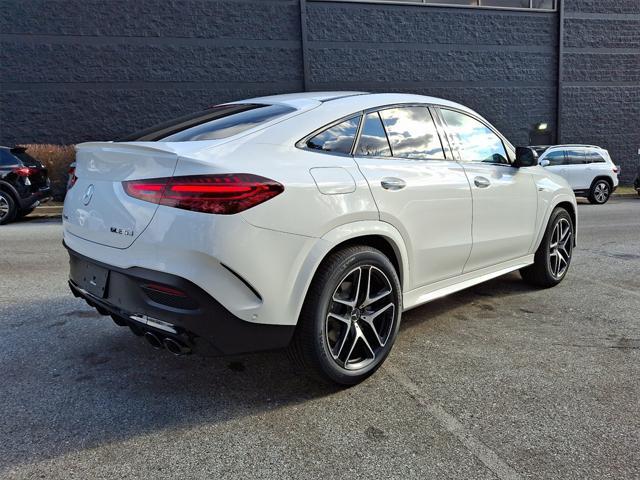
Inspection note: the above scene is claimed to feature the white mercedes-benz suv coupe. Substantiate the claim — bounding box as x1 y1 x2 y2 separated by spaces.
64 92 577 385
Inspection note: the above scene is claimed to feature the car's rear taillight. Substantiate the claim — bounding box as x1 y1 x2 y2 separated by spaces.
67 165 77 190
12 166 38 177
123 174 284 214
613 165 620 174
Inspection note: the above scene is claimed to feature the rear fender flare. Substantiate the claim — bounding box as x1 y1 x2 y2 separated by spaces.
288 221 410 323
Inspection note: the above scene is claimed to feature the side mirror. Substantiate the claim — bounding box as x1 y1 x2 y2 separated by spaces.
540 159 550 167
514 146 539 168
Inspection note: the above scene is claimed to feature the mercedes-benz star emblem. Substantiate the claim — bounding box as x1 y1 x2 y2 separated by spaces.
82 184 95 206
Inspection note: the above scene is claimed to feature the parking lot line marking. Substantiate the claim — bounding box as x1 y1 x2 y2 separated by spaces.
385 365 522 480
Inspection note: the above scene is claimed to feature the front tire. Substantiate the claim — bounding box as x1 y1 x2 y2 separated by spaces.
0 191 18 225
588 179 611 204
289 246 402 386
520 207 573 288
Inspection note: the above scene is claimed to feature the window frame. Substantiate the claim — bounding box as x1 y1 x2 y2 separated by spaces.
435 106 515 167
297 102 513 164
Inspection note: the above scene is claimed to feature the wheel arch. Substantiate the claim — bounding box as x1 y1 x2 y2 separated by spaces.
556 200 576 244
0 180 20 202
590 175 614 189
531 193 578 252
289 221 410 325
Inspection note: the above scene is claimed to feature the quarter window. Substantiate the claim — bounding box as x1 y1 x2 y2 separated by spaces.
378 107 445 160
355 112 392 157
306 116 361 155
441 109 508 164
586 151 606 163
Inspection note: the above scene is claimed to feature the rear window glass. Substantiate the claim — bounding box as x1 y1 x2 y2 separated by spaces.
307 116 361 154
120 104 295 142
0 149 19 166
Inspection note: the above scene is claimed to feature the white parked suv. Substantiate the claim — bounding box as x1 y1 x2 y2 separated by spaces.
535 145 619 204
64 92 577 385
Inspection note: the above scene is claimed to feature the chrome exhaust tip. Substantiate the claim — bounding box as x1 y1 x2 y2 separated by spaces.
144 331 163 349
163 337 191 356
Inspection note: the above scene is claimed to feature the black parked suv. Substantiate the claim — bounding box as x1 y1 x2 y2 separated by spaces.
0 146 52 225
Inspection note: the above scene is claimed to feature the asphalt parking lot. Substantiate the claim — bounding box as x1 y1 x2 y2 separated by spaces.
1 197 638 479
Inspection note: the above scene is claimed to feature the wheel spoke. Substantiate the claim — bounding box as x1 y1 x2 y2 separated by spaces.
327 263 397 371
334 324 352 359
361 266 392 308
332 267 362 308
361 303 394 346
327 312 350 326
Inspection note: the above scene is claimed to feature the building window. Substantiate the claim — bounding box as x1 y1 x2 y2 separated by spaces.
316 0 556 11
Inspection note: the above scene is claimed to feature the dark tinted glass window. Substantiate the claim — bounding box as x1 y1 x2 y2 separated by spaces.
120 104 295 142
441 109 508 164
543 150 566 166
379 107 445 160
161 104 295 141
586 151 606 163
566 150 586 165
0 149 19 166
355 112 392 157
307 116 361 154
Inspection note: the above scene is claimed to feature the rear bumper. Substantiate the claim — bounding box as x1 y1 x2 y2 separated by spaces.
18 187 52 210
66 246 295 356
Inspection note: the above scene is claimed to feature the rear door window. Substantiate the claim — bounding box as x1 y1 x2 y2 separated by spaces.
378 107 445 160
355 112 392 157
306 116 361 155
440 109 509 165
566 150 586 165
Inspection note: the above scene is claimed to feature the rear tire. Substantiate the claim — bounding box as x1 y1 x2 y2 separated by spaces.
520 207 573 288
588 179 611 204
289 246 402 386
0 191 17 225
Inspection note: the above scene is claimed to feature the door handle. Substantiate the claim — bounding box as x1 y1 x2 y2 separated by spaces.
474 176 491 188
381 177 406 191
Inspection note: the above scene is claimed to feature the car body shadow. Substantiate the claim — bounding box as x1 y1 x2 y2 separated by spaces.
0 271 533 471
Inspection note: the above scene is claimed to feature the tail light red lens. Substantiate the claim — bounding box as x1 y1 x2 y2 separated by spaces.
68 166 78 189
12 166 38 177
613 166 620 174
123 174 284 214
